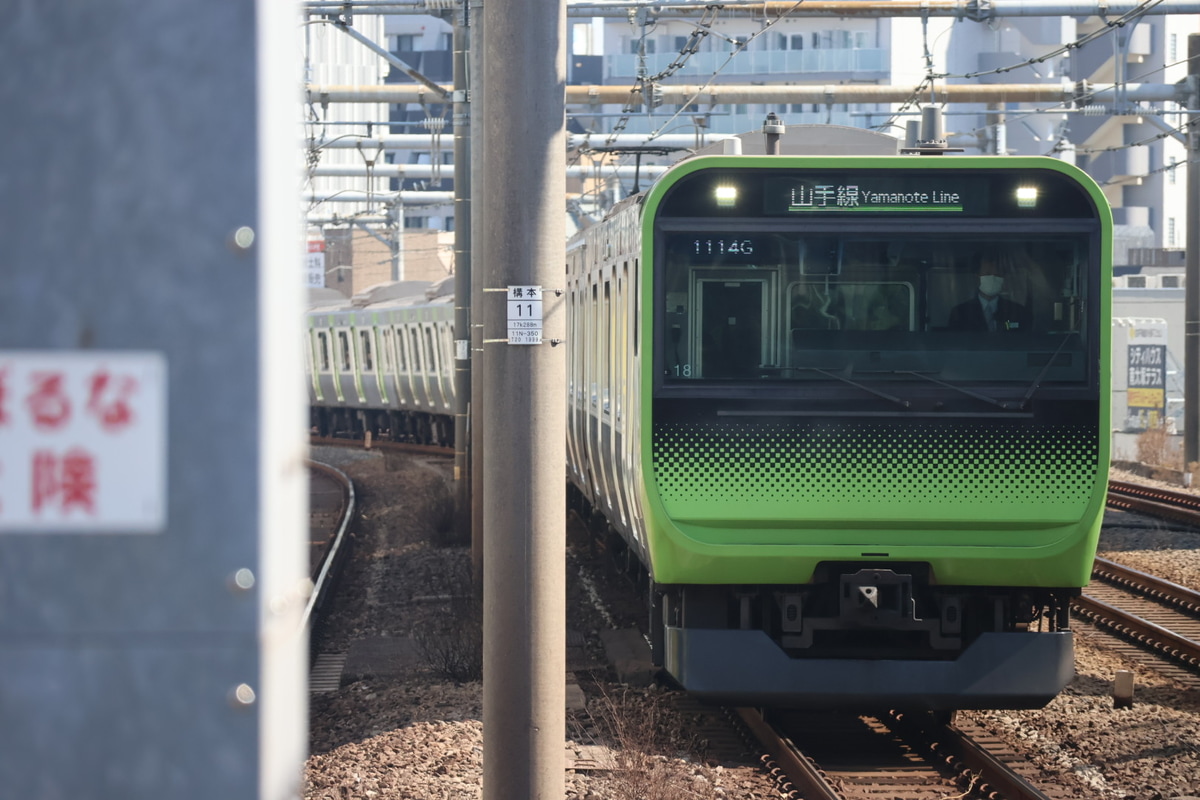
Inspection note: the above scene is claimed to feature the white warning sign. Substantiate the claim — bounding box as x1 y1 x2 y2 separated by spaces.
507 285 543 345
0 351 167 533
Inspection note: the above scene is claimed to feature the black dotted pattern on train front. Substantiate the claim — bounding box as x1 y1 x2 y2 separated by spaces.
651 421 1099 506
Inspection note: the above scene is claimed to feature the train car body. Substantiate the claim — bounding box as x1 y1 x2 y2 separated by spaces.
306 281 456 445
304 150 1112 712
566 154 1112 710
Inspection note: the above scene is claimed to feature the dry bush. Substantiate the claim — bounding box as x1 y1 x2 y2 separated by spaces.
412 562 482 683
589 686 716 800
425 475 459 546
1136 424 1182 471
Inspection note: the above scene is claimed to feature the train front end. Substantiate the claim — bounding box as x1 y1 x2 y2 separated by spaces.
640 156 1111 710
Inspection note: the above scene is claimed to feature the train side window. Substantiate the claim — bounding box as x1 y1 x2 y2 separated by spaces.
632 259 639 357
359 330 374 372
337 330 352 371
591 283 599 407
440 323 453 377
603 279 612 414
568 285 578 397
410 327 422 372
618 266 628 406
394 326 407 371
380 328 394 374
424 327 436 373
316 331 331 372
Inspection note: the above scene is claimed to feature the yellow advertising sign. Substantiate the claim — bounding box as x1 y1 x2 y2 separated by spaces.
1127 387 1165 409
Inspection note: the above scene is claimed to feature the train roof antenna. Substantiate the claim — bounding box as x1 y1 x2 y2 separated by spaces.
762 112 785 156
900 106 964 155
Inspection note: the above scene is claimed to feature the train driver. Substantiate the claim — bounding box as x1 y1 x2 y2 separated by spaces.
947 253 1030 333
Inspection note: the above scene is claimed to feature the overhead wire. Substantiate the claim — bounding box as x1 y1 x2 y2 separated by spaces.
604 5 722 144
1076 118 1194 155
952 0 1169 82
876 0 1170 135
873 12 939 135
643 0 810 142
954 47 1200 153
1100 155 1196 186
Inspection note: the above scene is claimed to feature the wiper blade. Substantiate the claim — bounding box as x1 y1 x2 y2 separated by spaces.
801 366 911 410
897 371 1014 410
1019 332 1078 409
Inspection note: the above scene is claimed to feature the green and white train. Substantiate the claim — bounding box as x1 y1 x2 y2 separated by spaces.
307 280 456 446
309 151 1112 711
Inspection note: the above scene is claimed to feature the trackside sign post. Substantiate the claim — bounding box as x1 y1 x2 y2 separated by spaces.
506 285 543 344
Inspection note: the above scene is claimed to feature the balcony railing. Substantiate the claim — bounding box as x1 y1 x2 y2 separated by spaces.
605 48 887 79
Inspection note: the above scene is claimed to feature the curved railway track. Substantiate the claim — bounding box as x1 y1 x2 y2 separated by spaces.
305 461 355 639
1074 557 1200 685
1088 481 1200 679
309 434 453 458
1107 479 1200 527
713 480 1200 799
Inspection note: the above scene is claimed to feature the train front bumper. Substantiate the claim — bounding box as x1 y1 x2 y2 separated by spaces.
666 628 1074 710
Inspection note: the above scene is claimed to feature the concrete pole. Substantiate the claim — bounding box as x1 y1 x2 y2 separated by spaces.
452 3 472 546
1184 34 1200 463
479 1 567 800
469 0 486 588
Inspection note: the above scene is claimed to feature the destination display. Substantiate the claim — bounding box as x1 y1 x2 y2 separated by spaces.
656 166 1099 220
764 175 972 214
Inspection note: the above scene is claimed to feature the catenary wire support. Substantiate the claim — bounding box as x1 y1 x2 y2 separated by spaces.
425 116 448 184
355 138 385 209
322 15 451 101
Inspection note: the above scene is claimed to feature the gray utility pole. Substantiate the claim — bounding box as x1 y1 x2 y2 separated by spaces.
0 2 306 799
469 0 487 588
452 3 473 546
1185 33 1200 465
479 4 567 800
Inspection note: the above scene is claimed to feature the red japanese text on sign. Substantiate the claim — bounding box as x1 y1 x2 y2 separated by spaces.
0 352 166 533
31 448 98 515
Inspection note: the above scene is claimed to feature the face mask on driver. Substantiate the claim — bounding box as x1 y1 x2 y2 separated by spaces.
978 275 1004 297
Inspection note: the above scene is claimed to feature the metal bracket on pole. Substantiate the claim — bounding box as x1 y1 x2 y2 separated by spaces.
329 17 452 101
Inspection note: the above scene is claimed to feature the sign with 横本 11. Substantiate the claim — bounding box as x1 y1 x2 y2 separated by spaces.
507 285 543 345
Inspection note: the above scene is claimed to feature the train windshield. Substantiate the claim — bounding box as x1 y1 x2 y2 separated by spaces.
657 228 1096 389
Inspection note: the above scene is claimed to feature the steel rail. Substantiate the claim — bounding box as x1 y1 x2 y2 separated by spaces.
1109 479 1200 509
890 712 1055 800
310 434 454 457
741 706 1061 799
1073 593 1200 667
735 707 842 800
1106 480 1200 527
302 460 357 635
1093 556 1200 614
